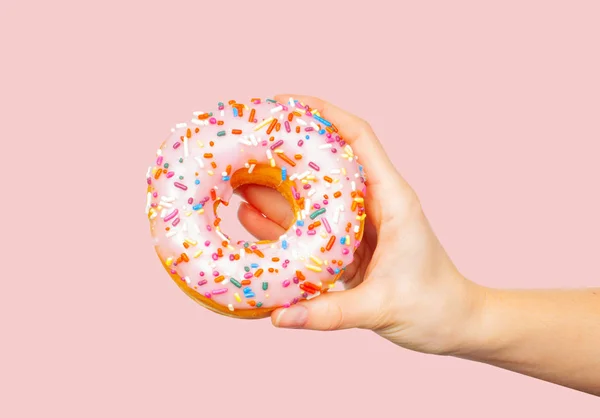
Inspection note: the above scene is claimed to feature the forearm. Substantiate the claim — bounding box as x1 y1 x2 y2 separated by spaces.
456 286 600 396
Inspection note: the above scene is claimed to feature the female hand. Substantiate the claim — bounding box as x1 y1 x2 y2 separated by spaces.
236 94 483 355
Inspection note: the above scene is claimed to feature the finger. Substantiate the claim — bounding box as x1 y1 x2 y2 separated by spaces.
235 184 295 229
274 94 398 187
271 285 381 331
237 202 286 241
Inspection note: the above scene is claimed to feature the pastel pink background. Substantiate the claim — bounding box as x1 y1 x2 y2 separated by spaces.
1 0 599 416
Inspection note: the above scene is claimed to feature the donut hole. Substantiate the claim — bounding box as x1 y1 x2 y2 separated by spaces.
217 164 299 244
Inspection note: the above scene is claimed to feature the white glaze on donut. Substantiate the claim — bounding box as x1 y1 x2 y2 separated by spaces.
146 98 367 313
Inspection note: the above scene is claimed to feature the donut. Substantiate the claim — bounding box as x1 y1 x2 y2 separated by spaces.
145 97 367 319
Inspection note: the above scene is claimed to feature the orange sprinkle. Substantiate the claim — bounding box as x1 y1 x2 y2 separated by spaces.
351 200 358 211
266 118 278 135
183 242 190 249
272 257 280 262
320 247 326 253
324 176 333 183
249 108 256 122
228 100 236 105
293 154 302 160
287 113 294 122
269 136 275 142
241 279 252 286
198 113 210 120
186 128 192 138
296 270 306 281
296 126 300 133
268 268 274 273
221 240 228 247
203 153 213 158
195 127 200 133
226 165 232 175
276 153 297 167
210 189 217 201
232 129 242 135
248 300 256 307
217 248 223 257
275 122 281 132
217 121 224 125
333 191 342 198
214 275 225 283
254 268 264 277
211 161 217 169
253 249 265 258
210 141 215 147
180 253 189 262
326 235 336 251
154 170 162 180
234 254 240 260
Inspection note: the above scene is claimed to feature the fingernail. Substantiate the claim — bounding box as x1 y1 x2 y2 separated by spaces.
274 306 308 328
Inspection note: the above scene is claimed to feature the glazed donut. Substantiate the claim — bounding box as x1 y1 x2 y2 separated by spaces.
145 97 367 318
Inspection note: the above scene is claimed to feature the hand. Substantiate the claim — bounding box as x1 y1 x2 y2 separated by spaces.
236 94 484 355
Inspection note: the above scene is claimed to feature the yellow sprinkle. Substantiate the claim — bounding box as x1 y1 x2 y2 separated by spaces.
341 167 347 176
193 250 203 258
254 117 274 131
165 257 173 266
270 158 276 167
196 140 204 148
185 211 192 217
235 293 241 302
305 264 322 273
310 256 323 265
354 197 364 203
356 213 367 221
345 235 351 246
208 170 214 176
185 238 197 246
228 304 234 311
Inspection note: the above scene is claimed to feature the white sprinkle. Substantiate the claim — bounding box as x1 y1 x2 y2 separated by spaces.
228 304 234 312
333 208 341 224
271 105 283 113
166 229 178 238
160 209 167 218
190 119 205 126
354 225 360 233
307 189 316 197
238 137 252 146
279 234 288 241
310 122 320 130
175 122 187 129
266 149 273 159
297 170 311 180
318 144 333 149
183 138 189 157
306 291 321 300
146 167 152 178
304 199 311 211
351 181 356 191
344 145 354 156
296 118 307 126
249 134 258 146
288 97 295 106
149 211 157 220
193 111 204 116
161 196 176 202
240 248 245 259
194 156 205 168
156 149 162 156
248 164 256 174
216 229 229 242
183 276 191 284
289 173 298 181
160 201 173 208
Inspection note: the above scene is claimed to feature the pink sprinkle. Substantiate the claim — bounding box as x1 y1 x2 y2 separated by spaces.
307 230 316 235
156 156 163 165
331 148 337 153
303 184 311 190
204 292 212 298
211 253 218 260
326 136 335 143
198 279 207 286
322 218 332 233
282 303 291 308
174 182 187 190
323 200 329 205
209 117 217 124
261 140 268 146
152 192 158 197
206 225 212 231
305 127 314 132
244 272 253 279
293 277 299 284
229 255 235 261
314 204 321 209
212 288 228 295
166 171 174 178
170 269 176 274
173 142 181 149
297 140 304 147
204 240 210 246
282 280 290 287
284 121 291 132
187 198 193 204
151 203 157 208
296 228 302 236
164 209 178 222
308 162 320 171
327 267 335 275
342 248 350 255
199 271 205 276
292 297 299 304
172 218 180 226
270 140 284 150
213 271 220 276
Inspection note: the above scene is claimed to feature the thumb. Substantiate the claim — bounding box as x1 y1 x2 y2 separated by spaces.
271 286 380 331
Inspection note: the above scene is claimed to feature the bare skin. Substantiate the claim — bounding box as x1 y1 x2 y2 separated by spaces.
236 94 600 396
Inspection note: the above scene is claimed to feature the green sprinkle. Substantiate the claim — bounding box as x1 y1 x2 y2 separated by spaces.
244 266 250 272
179 176 183 180
262 282 268 290
217 130 226 137
230 278 242 288
179 158 183 163
164 163 169 168
266 98 277 103
309 207 326 220
243 242 249 248
256 302 263 308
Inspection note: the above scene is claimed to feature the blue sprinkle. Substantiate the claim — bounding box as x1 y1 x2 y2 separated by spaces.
192 204 203 211
281 167 287 180
296 220 304 226
243 287 252 293
195 179 200 185
251 263 259 268
245 293 255 298
233 107 238 117
222 176 230 181
313 114 332 127
340 237 346 244
305 135 310 140
282 240 288 249
334 268 340 274
318 129 326 135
